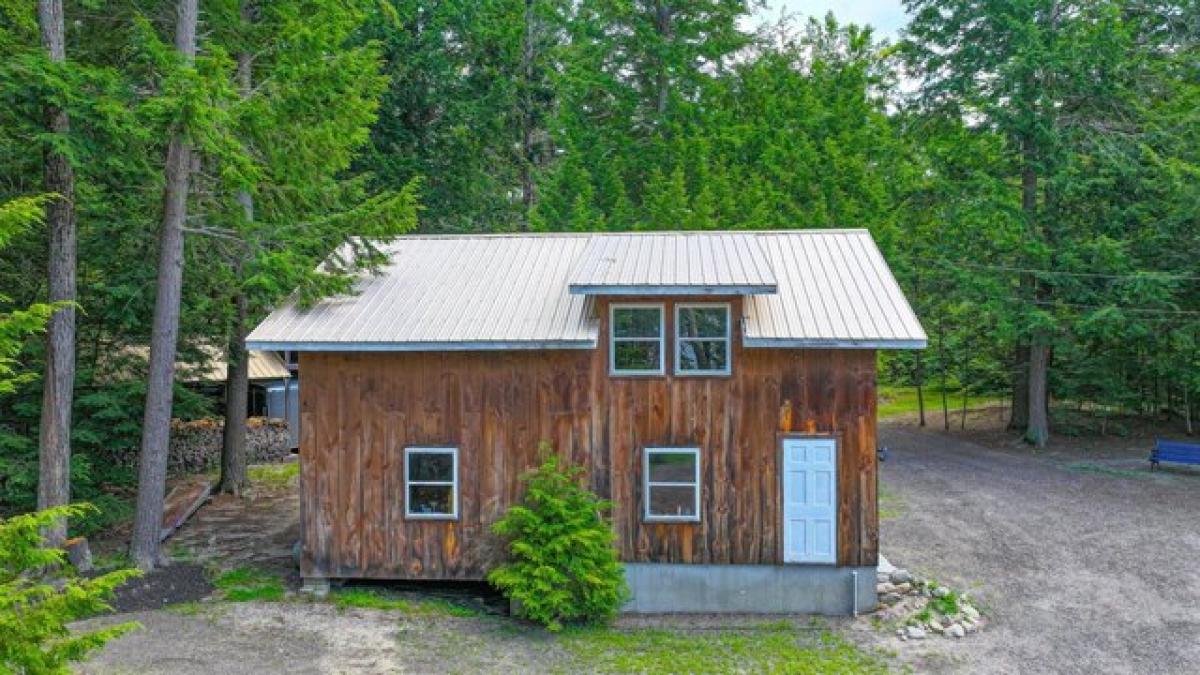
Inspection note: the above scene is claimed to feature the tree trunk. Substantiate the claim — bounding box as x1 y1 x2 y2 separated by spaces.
1009 341 1029 429
914 271 926 427
915 350 926 428
519 0 535 220
218 281 249 495
130 0 198 572
218 4 254 497
36 0 76 548
653 0 671 116
1026 341 1050 447
938 322 949 431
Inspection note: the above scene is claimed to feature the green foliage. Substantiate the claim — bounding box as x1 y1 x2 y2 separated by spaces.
0 198 53 397
488 447 627 631
0 504 140 674
212 566 284 602
561 621 890 674
930 589 960 617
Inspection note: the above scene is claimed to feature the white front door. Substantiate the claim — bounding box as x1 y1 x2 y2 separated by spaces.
782 437 837 564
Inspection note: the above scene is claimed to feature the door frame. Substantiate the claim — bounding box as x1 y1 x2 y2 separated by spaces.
777 432 841 565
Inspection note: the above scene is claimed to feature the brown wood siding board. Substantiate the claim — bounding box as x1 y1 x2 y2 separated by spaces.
299 298 879 580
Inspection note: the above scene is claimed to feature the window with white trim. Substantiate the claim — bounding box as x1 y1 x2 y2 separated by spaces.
404 447 458 519
610 304 665 375
675 303 731 375
644 447 700 521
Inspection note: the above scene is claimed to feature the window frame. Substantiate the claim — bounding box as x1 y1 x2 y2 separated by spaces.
403 446 459 520
643 446 702 523
609 302 666 376
674 302 732 377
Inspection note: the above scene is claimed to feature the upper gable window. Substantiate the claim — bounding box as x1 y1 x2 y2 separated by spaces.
675 303 731 375
610 304 665 375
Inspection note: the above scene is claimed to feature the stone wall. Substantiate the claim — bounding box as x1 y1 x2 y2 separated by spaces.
165 417 292 475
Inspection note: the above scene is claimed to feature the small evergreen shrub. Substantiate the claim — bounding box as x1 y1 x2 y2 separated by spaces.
487 446 627 631
0 504 140 673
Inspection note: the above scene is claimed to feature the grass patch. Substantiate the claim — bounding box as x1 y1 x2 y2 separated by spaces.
247 462 300 489
165 601 207 616
212 566 285 602
1064 461 1150 480
879 483 905 521
92 550 133 573
878 385 1003 419
330 587 482 617
559 621 889 674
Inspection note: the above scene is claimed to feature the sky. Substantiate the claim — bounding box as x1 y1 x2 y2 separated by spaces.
756 0 910 40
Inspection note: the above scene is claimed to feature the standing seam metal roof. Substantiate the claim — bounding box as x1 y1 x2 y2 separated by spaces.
245 230 926 351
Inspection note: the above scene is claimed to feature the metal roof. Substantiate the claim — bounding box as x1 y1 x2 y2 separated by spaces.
103 345 290 382
567 233 777 295
246 235 598 351
743 231 926 348
246 230 926 351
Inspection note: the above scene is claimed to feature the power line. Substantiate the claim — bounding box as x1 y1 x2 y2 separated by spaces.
1030 300 1200 316
911 256 1200 281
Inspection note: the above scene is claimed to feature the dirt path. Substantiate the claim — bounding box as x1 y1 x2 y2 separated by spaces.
878 423 1200 674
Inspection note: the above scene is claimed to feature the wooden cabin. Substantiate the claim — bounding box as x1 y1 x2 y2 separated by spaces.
247 230 925 614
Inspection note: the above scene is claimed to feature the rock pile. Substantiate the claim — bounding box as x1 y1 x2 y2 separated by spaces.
875 566 985 641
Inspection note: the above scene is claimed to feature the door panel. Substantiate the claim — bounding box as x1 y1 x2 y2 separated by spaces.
782 438 837 564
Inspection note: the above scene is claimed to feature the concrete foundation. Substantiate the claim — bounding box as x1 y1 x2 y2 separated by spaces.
622 563 877 615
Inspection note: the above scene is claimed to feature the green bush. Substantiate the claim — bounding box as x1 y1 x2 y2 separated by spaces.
0 504 140 673
487 447 627 631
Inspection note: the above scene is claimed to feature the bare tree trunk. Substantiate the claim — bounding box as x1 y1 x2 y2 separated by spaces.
1026 342 1050 447
130 0 198 572
36 0 76 548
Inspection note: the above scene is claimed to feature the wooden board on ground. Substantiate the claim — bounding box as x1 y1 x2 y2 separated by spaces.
161 477 212 541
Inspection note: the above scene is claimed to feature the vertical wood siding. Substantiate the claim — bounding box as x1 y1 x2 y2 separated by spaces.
299 297 877 580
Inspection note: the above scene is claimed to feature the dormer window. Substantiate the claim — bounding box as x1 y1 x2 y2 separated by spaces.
675 303 731 376
610 304 665 375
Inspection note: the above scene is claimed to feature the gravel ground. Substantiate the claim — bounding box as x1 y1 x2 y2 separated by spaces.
877 422 1200 674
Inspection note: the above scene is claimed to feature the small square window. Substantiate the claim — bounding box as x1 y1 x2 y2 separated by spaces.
611 304 664 375
644 448 700 522
405 447 458 519
675 304 731 375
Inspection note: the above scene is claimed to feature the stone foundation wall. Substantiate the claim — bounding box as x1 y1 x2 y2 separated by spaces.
164 417 292 475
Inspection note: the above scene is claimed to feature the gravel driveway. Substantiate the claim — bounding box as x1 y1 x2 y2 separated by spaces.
878 423 1200 674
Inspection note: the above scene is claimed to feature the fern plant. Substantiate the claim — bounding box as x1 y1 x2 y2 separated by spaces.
488 446 627 631
0 504 140 673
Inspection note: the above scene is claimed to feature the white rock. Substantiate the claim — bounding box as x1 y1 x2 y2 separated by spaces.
895 582 912 594
890 569 913 585
962 605 980 620
904 626 927 640
928 620 944 633
932 586 950 598
963 620 979 634
877 582 896 594
947 624 966 638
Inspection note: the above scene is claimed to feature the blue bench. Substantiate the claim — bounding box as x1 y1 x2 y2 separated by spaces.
1150 439 1200 469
